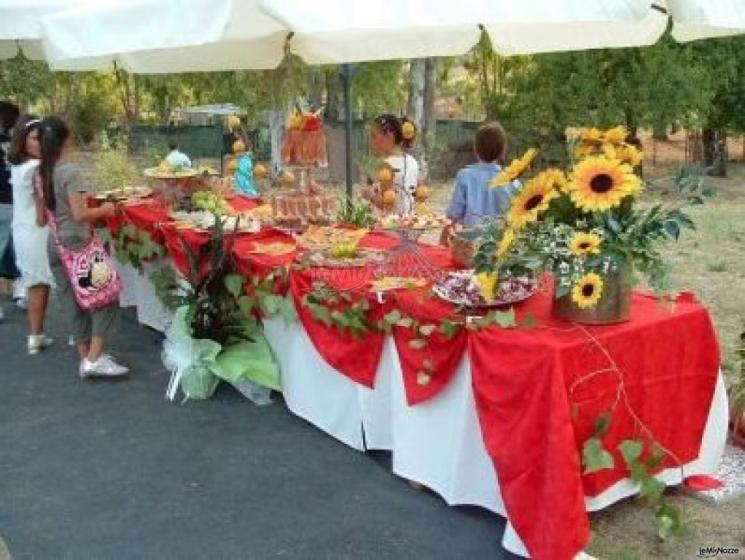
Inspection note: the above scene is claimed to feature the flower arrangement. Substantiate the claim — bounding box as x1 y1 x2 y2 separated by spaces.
474 125 711 321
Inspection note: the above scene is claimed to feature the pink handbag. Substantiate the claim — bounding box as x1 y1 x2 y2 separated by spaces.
38 180 122 310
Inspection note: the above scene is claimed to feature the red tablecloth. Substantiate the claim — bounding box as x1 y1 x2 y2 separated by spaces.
108 207 720 560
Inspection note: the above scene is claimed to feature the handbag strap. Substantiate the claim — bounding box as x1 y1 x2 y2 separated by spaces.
34 172 93 247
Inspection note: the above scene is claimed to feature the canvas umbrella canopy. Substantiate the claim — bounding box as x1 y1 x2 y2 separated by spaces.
260 0 669 62
668 0 745 42
40 0 286 72
0 0 93 60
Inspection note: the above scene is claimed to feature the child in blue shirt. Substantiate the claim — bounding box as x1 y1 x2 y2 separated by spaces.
443 122 520 242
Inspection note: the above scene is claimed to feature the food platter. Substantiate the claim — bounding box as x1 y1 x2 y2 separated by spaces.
299 247 385 269
376 213 450 231
143 167 199 179
295 226 369 250
369 276 427 292
433 270 537 308
169 211 261 233
92 186 152 201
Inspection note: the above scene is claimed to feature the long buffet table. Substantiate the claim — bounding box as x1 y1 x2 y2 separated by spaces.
107 197 728 560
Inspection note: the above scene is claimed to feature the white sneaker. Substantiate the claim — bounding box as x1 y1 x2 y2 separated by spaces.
67 335 76 347
15 297 27 310
28 334 54 355
79 354 129 379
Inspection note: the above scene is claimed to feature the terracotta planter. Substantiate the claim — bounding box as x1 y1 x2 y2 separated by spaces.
552 265 633 325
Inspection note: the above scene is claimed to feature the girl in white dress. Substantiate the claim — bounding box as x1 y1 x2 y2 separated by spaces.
8 115 54 354
362 114 420 216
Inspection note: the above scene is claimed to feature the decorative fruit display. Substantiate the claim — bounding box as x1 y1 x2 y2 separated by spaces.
377 166 394 184
281 106 327 167
288 113 303 130
280 170 295 185
226 115 242 131
254 163 268 179
232 140 246 154
415 184 429 201
190 190 231 216
382 189 396 206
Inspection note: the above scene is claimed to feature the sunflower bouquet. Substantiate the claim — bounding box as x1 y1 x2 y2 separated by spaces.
473 125 709 321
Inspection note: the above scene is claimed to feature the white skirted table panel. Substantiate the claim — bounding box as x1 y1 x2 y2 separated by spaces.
121 264 729 558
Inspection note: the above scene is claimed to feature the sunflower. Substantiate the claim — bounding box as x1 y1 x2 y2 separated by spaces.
506 174 559 228
580 127 603 142
571 272 604 309
496 227 516 258
490 148 538 187
474 271 498 302
541 168 568 192
568 156 641 212
602 125 627 144
574 142 598 160
569 232 602 256
616 144 643 167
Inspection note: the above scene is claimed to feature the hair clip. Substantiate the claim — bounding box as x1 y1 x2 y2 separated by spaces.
24 119 41 129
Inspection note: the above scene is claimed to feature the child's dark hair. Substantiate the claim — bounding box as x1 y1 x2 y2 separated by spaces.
0 101 19 132
38 116 71 212
168 139 179 151
373 113 417 149
7 114 40 165
474 121 507 164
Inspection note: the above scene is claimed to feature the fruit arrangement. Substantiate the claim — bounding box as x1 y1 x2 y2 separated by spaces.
377 164 396 210
281 107 327 167
377 213 450 230
187 190 232 216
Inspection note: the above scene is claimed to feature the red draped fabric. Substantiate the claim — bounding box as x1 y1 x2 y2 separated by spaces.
468 292 719 560
106 203 721 560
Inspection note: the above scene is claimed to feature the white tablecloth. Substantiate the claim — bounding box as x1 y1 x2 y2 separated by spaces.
120 262 728 558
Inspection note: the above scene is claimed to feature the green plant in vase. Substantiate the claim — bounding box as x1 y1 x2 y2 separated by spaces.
473 125 711 324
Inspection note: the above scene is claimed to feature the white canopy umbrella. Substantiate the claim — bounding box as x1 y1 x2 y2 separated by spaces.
41 0 287 72
668 0 745 42
40 0 675 72
260 0 668 63
0 0 93 60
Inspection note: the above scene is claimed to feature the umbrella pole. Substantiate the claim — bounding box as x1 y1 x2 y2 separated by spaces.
341 63 356 200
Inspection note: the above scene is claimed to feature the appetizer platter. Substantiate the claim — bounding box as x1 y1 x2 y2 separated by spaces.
433 271 537 308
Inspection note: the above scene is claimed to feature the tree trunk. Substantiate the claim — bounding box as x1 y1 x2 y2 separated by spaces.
268 109 285 174
407 59 426 169
325 69 340 124
422 58 438 181
702 128 727 177
652 124 668 141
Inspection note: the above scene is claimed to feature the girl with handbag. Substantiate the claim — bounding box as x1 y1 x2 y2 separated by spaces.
36 116 128 379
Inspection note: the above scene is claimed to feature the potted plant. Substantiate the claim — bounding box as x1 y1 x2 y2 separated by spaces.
474 126 712 324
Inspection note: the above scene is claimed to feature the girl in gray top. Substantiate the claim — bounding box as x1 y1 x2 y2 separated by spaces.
37 116 128 379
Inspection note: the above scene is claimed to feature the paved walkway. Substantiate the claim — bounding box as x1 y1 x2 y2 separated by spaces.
0 298 517 560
